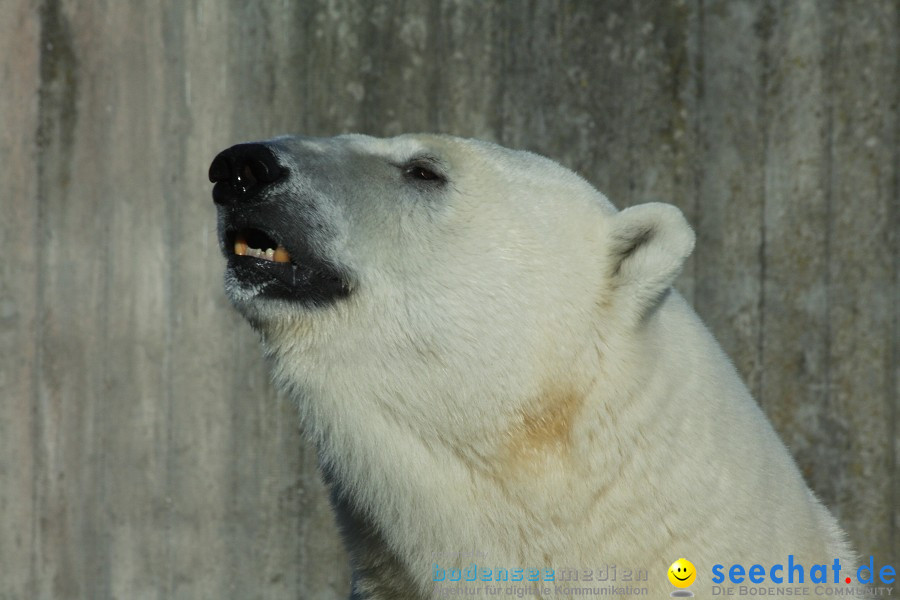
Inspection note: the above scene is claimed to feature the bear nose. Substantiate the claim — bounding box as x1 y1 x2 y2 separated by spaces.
209 143 286 206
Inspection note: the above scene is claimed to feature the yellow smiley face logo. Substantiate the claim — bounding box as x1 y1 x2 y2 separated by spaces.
668 558 697 588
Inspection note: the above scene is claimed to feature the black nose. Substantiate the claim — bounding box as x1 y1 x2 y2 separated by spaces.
209 143 286 206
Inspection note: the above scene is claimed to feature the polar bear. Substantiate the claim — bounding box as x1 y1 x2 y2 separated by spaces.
209 134 855 599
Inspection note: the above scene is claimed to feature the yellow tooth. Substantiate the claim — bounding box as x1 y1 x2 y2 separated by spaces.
273 245 291 263
234 235 248 256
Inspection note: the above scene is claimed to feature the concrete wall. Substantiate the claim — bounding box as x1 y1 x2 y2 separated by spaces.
1 1 896 598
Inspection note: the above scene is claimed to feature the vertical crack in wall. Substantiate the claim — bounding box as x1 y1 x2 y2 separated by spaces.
890 0 900 569
821 0 841 508
33 0 79 596
690 0 704 310
755 0 775 411
160 5 188 596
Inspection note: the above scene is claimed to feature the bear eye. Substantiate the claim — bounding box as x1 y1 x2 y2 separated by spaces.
401 159 447 185
407 165 440 181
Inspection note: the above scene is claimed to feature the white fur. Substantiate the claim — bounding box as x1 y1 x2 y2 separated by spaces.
230 134 854 598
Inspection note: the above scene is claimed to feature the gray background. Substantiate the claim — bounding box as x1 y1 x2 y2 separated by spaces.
1 1 897 598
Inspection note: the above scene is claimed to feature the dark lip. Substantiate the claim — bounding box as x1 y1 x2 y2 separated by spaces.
220 222 351 304
672 573 691 581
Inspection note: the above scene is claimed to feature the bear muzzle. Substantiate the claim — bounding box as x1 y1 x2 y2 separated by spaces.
209 140 352 306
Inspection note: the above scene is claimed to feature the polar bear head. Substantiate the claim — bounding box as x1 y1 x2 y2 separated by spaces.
208 135 858 598
209 134 694 448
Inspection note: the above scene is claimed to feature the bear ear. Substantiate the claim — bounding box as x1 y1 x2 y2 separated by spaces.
606 202 695 318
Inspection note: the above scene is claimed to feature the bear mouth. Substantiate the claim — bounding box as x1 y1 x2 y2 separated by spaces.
222 226 350 305
231 228 293 263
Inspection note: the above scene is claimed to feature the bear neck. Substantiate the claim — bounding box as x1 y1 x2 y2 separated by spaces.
261 307 682 579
